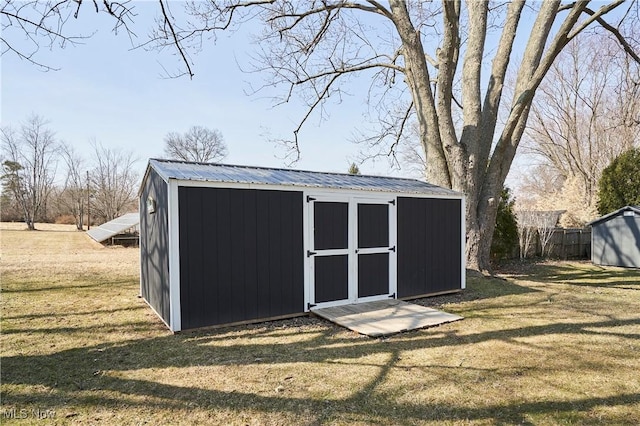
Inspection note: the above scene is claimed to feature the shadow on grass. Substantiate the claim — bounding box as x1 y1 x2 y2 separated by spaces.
3 313 639 423
501 262 640 290
2 268 638 423
1 306 146 322
411 270 539 310
4 364 639 424
1 278 136 294
1 320 153 336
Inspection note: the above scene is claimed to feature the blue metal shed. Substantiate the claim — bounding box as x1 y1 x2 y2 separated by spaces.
588 206 640 268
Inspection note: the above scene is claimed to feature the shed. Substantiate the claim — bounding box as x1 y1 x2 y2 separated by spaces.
86 213 140 245
139 159 465 332
588 205 640 268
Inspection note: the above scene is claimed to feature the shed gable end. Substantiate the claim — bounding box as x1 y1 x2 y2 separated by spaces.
140 167 171 324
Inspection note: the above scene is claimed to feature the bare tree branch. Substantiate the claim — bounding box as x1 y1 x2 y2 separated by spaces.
158 0 193 78
89 141 138 223
59 142 87 230
388 100 414 159
581 6 640 64
288 73 341 162
1 0 137 70
521 34 639 225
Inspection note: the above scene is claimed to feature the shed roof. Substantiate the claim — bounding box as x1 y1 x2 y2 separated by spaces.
86 213 140 243
587 205 640 227
146 159 461 197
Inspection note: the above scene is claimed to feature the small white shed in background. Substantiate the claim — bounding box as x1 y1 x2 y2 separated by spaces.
86 213 140 245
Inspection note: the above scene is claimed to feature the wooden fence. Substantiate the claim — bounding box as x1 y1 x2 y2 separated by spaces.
520 228 591 260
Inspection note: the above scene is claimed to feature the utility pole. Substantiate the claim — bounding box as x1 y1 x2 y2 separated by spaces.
86 170 90 230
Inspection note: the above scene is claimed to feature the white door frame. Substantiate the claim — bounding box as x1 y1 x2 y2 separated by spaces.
305 193 397 310
353 196 397 304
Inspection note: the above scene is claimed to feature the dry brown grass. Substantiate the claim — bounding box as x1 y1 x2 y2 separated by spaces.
1 223 639 425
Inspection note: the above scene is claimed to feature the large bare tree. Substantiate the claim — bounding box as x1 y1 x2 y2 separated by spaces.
4 1 639 272
522 34 640 225
163 125 228 163
59 142 87 230
1 115 58 230
151 0 639 272
89 141 138 224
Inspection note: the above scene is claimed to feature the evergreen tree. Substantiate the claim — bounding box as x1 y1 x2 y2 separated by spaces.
348 163 361 175
597 148 640 215
491 187 519 262
0 160 25 221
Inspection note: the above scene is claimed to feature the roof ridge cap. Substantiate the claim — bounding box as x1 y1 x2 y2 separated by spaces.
150 158 428 183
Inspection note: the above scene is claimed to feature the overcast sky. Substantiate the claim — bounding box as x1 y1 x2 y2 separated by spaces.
2 2 411 181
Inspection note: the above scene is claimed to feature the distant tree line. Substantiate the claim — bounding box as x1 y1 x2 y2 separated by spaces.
1 115 139 230
517 34 639 226
1 116 229 230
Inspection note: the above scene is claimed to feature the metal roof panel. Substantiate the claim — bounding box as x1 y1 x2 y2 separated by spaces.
87 213 140 243
587 205 640 226
147 159 461 196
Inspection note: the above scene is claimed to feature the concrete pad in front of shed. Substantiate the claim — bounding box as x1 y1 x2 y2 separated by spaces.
311 299 463 337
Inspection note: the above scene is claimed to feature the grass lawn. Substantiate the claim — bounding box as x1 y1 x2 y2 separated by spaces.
1 223 639 425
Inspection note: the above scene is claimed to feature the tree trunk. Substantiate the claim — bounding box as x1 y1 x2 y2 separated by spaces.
76 200 84 231
389 0 452 188
21 201 35 230
462 0 589 273
26 215 35 230
470 192 502 273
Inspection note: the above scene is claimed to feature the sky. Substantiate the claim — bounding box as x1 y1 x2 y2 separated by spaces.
2 1 409 182
5 2 616 187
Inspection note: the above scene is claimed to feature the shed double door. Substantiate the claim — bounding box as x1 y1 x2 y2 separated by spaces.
308 195 396 309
